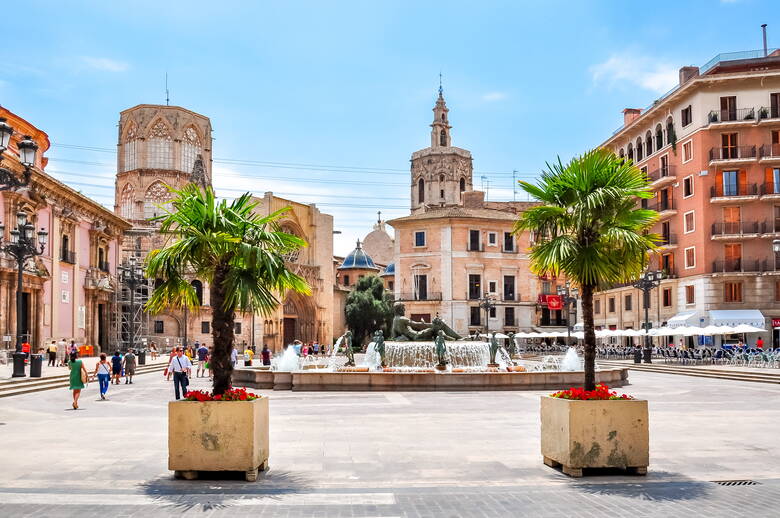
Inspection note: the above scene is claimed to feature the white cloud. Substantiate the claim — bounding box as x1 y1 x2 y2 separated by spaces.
590 52 678 94
81 57 129 72
482 91 508 102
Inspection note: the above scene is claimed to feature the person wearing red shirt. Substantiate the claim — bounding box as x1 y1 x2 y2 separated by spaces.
756 337 764 349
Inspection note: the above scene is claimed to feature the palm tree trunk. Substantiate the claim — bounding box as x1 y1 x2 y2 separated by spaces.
210 262 236 396
581 283 597 391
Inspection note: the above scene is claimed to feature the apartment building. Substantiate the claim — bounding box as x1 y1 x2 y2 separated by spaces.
597 48 780 347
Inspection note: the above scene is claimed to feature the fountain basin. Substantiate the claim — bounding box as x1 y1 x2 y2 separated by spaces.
381 340 489 368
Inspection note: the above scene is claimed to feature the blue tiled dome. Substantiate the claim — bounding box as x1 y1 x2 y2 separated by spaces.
380 263 395 277
338 240 379 270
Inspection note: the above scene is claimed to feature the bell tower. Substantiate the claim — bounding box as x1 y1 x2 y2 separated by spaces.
409 87 473 213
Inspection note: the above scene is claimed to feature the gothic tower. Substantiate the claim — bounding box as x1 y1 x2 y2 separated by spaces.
410 87 473 213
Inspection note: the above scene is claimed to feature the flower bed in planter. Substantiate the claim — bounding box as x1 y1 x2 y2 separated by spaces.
168 388 269 481
540 385 648 477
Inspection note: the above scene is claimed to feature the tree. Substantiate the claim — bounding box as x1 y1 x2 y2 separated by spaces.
146 186 310 395
513 149 657 390
345 275 393 347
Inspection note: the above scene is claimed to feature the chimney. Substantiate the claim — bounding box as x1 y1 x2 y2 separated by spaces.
762 24 768 57
462 190 485 209
679 66 700 85
622 108 642 126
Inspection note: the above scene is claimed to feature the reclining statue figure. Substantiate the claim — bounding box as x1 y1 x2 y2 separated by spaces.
390 302 463 341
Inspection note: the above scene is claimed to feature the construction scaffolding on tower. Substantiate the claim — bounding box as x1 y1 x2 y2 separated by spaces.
111 227 153 352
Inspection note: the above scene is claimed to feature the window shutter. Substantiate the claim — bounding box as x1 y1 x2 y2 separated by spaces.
715 171 723 197
739 170 747 194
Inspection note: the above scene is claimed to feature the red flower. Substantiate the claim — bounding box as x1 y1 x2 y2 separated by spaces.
183 387 260 402
550 384 633 401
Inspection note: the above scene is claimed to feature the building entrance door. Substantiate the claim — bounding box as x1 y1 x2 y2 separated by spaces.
98 304 107 351
283 317 297 346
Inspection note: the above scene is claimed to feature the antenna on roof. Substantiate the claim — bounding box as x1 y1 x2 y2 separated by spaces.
165 72 170 106
762 24 768 57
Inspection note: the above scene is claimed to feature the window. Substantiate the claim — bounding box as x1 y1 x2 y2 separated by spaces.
661 253 674 274
503 232 515 252
469 307 481 326
541 281 552 294
661 288 671 307
681 105 692 127
721 132 738 159
123 123 138 172
682 140 693 163
655 124 664 149
440 189 444 199
685 247 696 269
723 170 739 196
418 178 425 203
775 205 780 233
775 280 780 302
181 127 201 174
595 299 601 314
191 280 204 306
440 129 447 146
723 206 741 234
468 230 481 251
771 93 780 118
468 274 481 299
636 137 644 161
503 276 515 301
724 281 743 303
119 184 134 220
388 281 394 291
414 231 426 247
608 297 615 313
488 281 497 293
414 274 428 300
624 294 632 311
685 285 695 304
342 275 350 286
154 320 164 333
684 211 695 233
234 322 242 334
645 130 653 155
487 232 497 246
720 96 737 121
143 181 173 220
147 120 173 169
683 176 694 198
660 154 669 177
489 307 496 318
459 177 466 194
724 243 742 271
504 307 515 326
772 167 780 195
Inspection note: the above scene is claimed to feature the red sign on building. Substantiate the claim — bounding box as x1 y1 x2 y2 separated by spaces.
546 295 563 310
772 319 780 329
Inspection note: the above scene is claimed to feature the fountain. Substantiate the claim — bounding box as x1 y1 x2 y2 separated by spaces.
560 347 583 372
276 344 301 372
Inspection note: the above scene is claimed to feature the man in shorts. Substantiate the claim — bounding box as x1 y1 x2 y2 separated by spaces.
196 342 209 378
123 349 137 384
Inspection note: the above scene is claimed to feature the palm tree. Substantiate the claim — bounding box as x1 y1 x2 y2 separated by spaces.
146 185 310 395
514 149 658 391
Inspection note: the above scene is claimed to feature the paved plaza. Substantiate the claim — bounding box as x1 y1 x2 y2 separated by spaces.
1 370 780 517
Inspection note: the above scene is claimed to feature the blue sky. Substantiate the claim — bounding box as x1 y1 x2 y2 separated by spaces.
1 0 777 255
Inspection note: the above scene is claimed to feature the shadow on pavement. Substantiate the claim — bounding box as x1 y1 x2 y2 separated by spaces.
139 469 313 511
572 470 713 502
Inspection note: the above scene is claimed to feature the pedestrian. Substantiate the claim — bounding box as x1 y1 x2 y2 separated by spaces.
111 351 122 384
58 337 67 367
243 345 253 366
69 341 77 358
47 341 57 367
230 345 238 368
68 351 88 409
301 343 309 358
757 337 764 349
150 342 158 360
94 353 112 400
123 349 137 384
293 340 302 356
166 347 192 400
166 348 176 381
313 341 320 355
196 342 209 377
207 347 213 380
21 341 30 361
261 344 271 366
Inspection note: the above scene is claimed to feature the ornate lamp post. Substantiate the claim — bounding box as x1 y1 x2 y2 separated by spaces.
0 211 48 377
479 293 496 335
633 270 663 364
557 282 579 347
118 256 145 352
0 119 36 191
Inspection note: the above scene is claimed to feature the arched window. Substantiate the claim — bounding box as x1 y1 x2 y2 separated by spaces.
441 113 445 121
191 279 204 306
119 183 134 220
459 177 466 193
418 178 425 203
180 126 202 173
645 130 653 155
439 129 447 146
144 181 173 220
147 119 173 169
134 237 142 257
627 143 634 162
123 122 138 172
665 116 675 146
619 148 625 158
655 124 664 149
636 137 644 161
98 247 105 268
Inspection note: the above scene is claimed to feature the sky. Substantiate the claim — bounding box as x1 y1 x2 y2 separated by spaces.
1 0 778 256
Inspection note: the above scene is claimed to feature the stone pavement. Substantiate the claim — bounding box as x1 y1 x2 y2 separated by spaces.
1 369 780 517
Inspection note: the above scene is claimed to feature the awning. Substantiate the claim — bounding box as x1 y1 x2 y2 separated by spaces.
708 310 765 328
667 311 706 328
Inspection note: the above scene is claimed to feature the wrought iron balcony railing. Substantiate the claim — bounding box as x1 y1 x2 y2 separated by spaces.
709 145 757 161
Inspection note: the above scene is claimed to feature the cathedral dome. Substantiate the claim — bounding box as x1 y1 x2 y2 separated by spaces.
338 240 380 270
379 263 395 277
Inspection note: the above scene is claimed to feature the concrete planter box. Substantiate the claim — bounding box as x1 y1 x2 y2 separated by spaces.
168 397 269 481
540 396 648 477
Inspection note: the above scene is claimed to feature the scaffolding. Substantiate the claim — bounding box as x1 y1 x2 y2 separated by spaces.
111 229 153 351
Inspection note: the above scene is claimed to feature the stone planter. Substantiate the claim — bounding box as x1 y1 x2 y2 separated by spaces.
540 395 648 477
168 397 269 481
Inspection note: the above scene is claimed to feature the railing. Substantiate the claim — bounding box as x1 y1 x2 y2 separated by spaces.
711 221 762 236
712 259 761 273
60 250 76 264
710 183 759 198
650 199 675 212
503 294 516 302
646 165 676 182
761 182 780 195
539 318 568 327
467 243 484 252
659 233 678 246
700 48 780 74
760 144 780 159
761 256 780 272
397 292 442 301
758 106 780 121
98 261 110 273
502 247 519 254
661 267 678 279
708 107 756 123
708 145 757 161
468 291 481 300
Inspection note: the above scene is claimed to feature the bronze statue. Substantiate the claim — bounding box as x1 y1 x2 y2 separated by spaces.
390 302 462 341
434 330 448 370
374 329 387 367
507 332 517 357
343 330 355 367
488 332 500 367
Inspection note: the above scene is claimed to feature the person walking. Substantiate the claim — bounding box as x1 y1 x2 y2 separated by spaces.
47 341 57 367
757 337 764 349
166 348 176 381
123 349 137 384
230 345 238 368
57 338 68 367
261 344 271 366
196 342 209 378
68 351 88 409
150 342 158 360
166 347 192 400
94 353 112 400
111 351 122 385
243 345 253 366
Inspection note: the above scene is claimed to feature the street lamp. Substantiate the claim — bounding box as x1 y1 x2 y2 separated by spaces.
0 121 36 191
557 282 579 347
479 293 496 335
633 269 663 364
118 256 145 352
0 211 48 377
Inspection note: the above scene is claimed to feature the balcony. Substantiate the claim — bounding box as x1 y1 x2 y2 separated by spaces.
762 256 780 272
711 221 762 239
397 292 442 302
649 199 676 219
647 165 677 188
60 250 76 264
661 267 678 279
760 144 780 163
707 107 757 126
467 243 485 252
708 145 757 165
710 183 760 203
658 233 678 248
758 106 780 124
712 258 761 273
